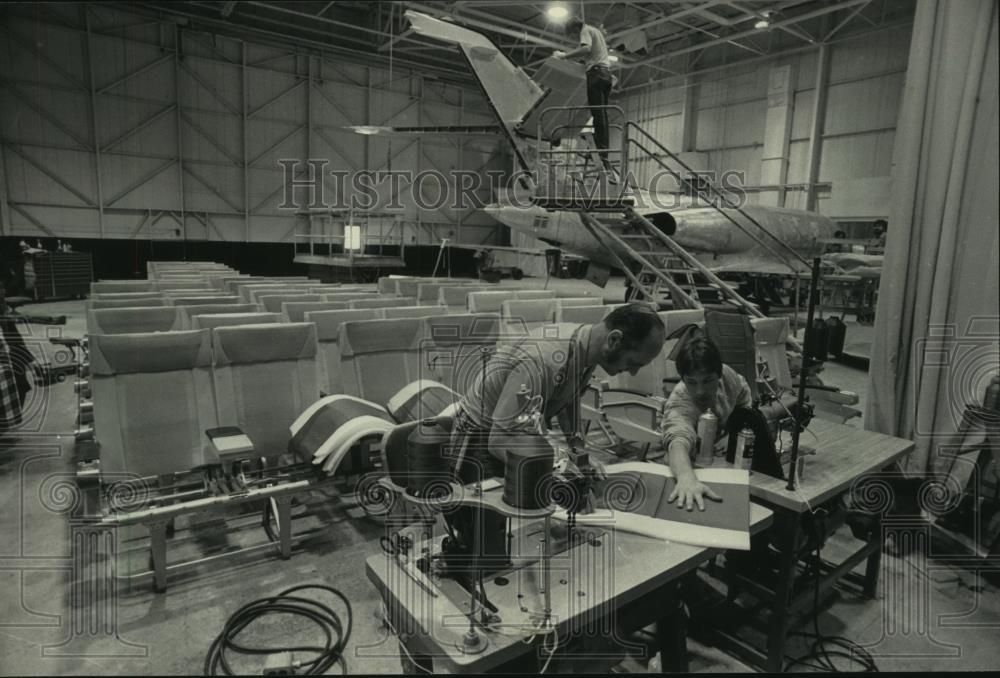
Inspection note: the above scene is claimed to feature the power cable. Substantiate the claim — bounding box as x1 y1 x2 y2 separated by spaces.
784 508 879 672
205 584 352 675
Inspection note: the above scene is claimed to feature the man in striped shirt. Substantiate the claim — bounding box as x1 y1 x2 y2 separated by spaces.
444 304 665 571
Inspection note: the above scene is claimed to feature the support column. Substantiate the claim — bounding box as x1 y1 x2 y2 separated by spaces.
680 76 699 153
759 64 794 207
242 42 250 242
805 43 831 212
173 24 187 247
306 55 313 176
83 7 105 238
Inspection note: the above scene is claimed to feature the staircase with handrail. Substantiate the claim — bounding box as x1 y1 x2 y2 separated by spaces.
530 105 811 320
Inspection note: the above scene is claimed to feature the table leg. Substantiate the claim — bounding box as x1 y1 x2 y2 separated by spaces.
863 514 883 599
765 513 800 673
148 518 169 593
656 582 689 673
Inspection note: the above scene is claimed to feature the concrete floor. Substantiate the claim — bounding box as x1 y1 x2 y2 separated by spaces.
1 282 997 674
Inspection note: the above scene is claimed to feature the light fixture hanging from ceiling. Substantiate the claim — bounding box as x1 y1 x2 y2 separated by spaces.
546 4 569 21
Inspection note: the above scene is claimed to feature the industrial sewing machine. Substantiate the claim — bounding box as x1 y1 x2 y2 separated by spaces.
373 389 607 654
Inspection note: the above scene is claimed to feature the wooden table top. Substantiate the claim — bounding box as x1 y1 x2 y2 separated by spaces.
750 418 914 513
366 503 773 673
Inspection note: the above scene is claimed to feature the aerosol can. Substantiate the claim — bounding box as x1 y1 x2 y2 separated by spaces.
735 426 755 472
696 410 717 467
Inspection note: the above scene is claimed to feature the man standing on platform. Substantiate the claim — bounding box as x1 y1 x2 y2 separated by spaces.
555 16 616 172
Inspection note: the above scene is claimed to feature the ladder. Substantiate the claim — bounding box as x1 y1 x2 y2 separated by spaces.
578 209 764 315
531 105 809 320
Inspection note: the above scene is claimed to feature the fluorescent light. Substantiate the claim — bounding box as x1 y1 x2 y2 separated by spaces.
754 18 770 29
347 125 385 135
547 4 569 20
608 54 620 63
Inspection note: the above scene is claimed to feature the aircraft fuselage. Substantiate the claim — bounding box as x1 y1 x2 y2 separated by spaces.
484 198 837 275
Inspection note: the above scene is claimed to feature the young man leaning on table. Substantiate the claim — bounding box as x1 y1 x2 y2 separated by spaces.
659 337 753 510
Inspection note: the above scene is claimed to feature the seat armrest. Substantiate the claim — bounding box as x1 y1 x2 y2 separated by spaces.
602 387 656 398
75 441 100 465
600 389 666 410
205 426 256 464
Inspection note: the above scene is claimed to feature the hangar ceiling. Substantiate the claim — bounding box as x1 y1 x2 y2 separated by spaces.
136 1 915 90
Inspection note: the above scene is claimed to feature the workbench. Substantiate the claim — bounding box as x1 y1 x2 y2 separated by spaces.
366 494 773 673
714 418 915 671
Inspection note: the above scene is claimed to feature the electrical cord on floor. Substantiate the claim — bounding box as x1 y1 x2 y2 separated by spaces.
205 584 352 675
784 508 879 672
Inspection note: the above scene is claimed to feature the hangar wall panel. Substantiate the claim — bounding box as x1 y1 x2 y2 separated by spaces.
0 4 505 246
620 23 913 220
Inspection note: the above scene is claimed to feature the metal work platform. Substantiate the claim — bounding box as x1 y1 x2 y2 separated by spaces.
293 208 406 281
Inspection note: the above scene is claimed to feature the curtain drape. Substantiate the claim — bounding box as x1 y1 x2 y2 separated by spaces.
865 0 999 473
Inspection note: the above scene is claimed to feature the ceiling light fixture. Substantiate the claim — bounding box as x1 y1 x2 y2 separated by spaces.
547 4 569 21
608 54 620 63
754 18 770 29
347 125 386 135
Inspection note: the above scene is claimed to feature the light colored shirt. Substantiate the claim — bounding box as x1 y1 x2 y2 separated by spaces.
457 323 595 436
659 364 753 459
579 24 610 70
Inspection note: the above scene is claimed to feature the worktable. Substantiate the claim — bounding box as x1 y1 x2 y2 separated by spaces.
717 417 915 671
366 495 773 673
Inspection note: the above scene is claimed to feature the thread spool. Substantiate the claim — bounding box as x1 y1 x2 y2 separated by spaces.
406 419 451 497
496 434 555 510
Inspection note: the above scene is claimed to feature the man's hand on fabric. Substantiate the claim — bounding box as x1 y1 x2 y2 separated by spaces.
668 474 722 511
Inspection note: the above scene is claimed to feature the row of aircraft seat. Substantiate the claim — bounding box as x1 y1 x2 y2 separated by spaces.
82 303 625 395
84 295 607 331
79 274 603 463
86 300 793 480
74 273 449 588
74 270 651 589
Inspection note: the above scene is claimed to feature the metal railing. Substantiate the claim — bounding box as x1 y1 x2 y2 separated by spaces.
624 122 810 273
528 104 827 331
534 104 631 204
293 210 404 262
623 121 816 325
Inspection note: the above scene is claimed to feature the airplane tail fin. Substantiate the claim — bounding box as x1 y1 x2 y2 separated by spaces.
405 11 606 187
405 11 542 172
405 11 543 126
